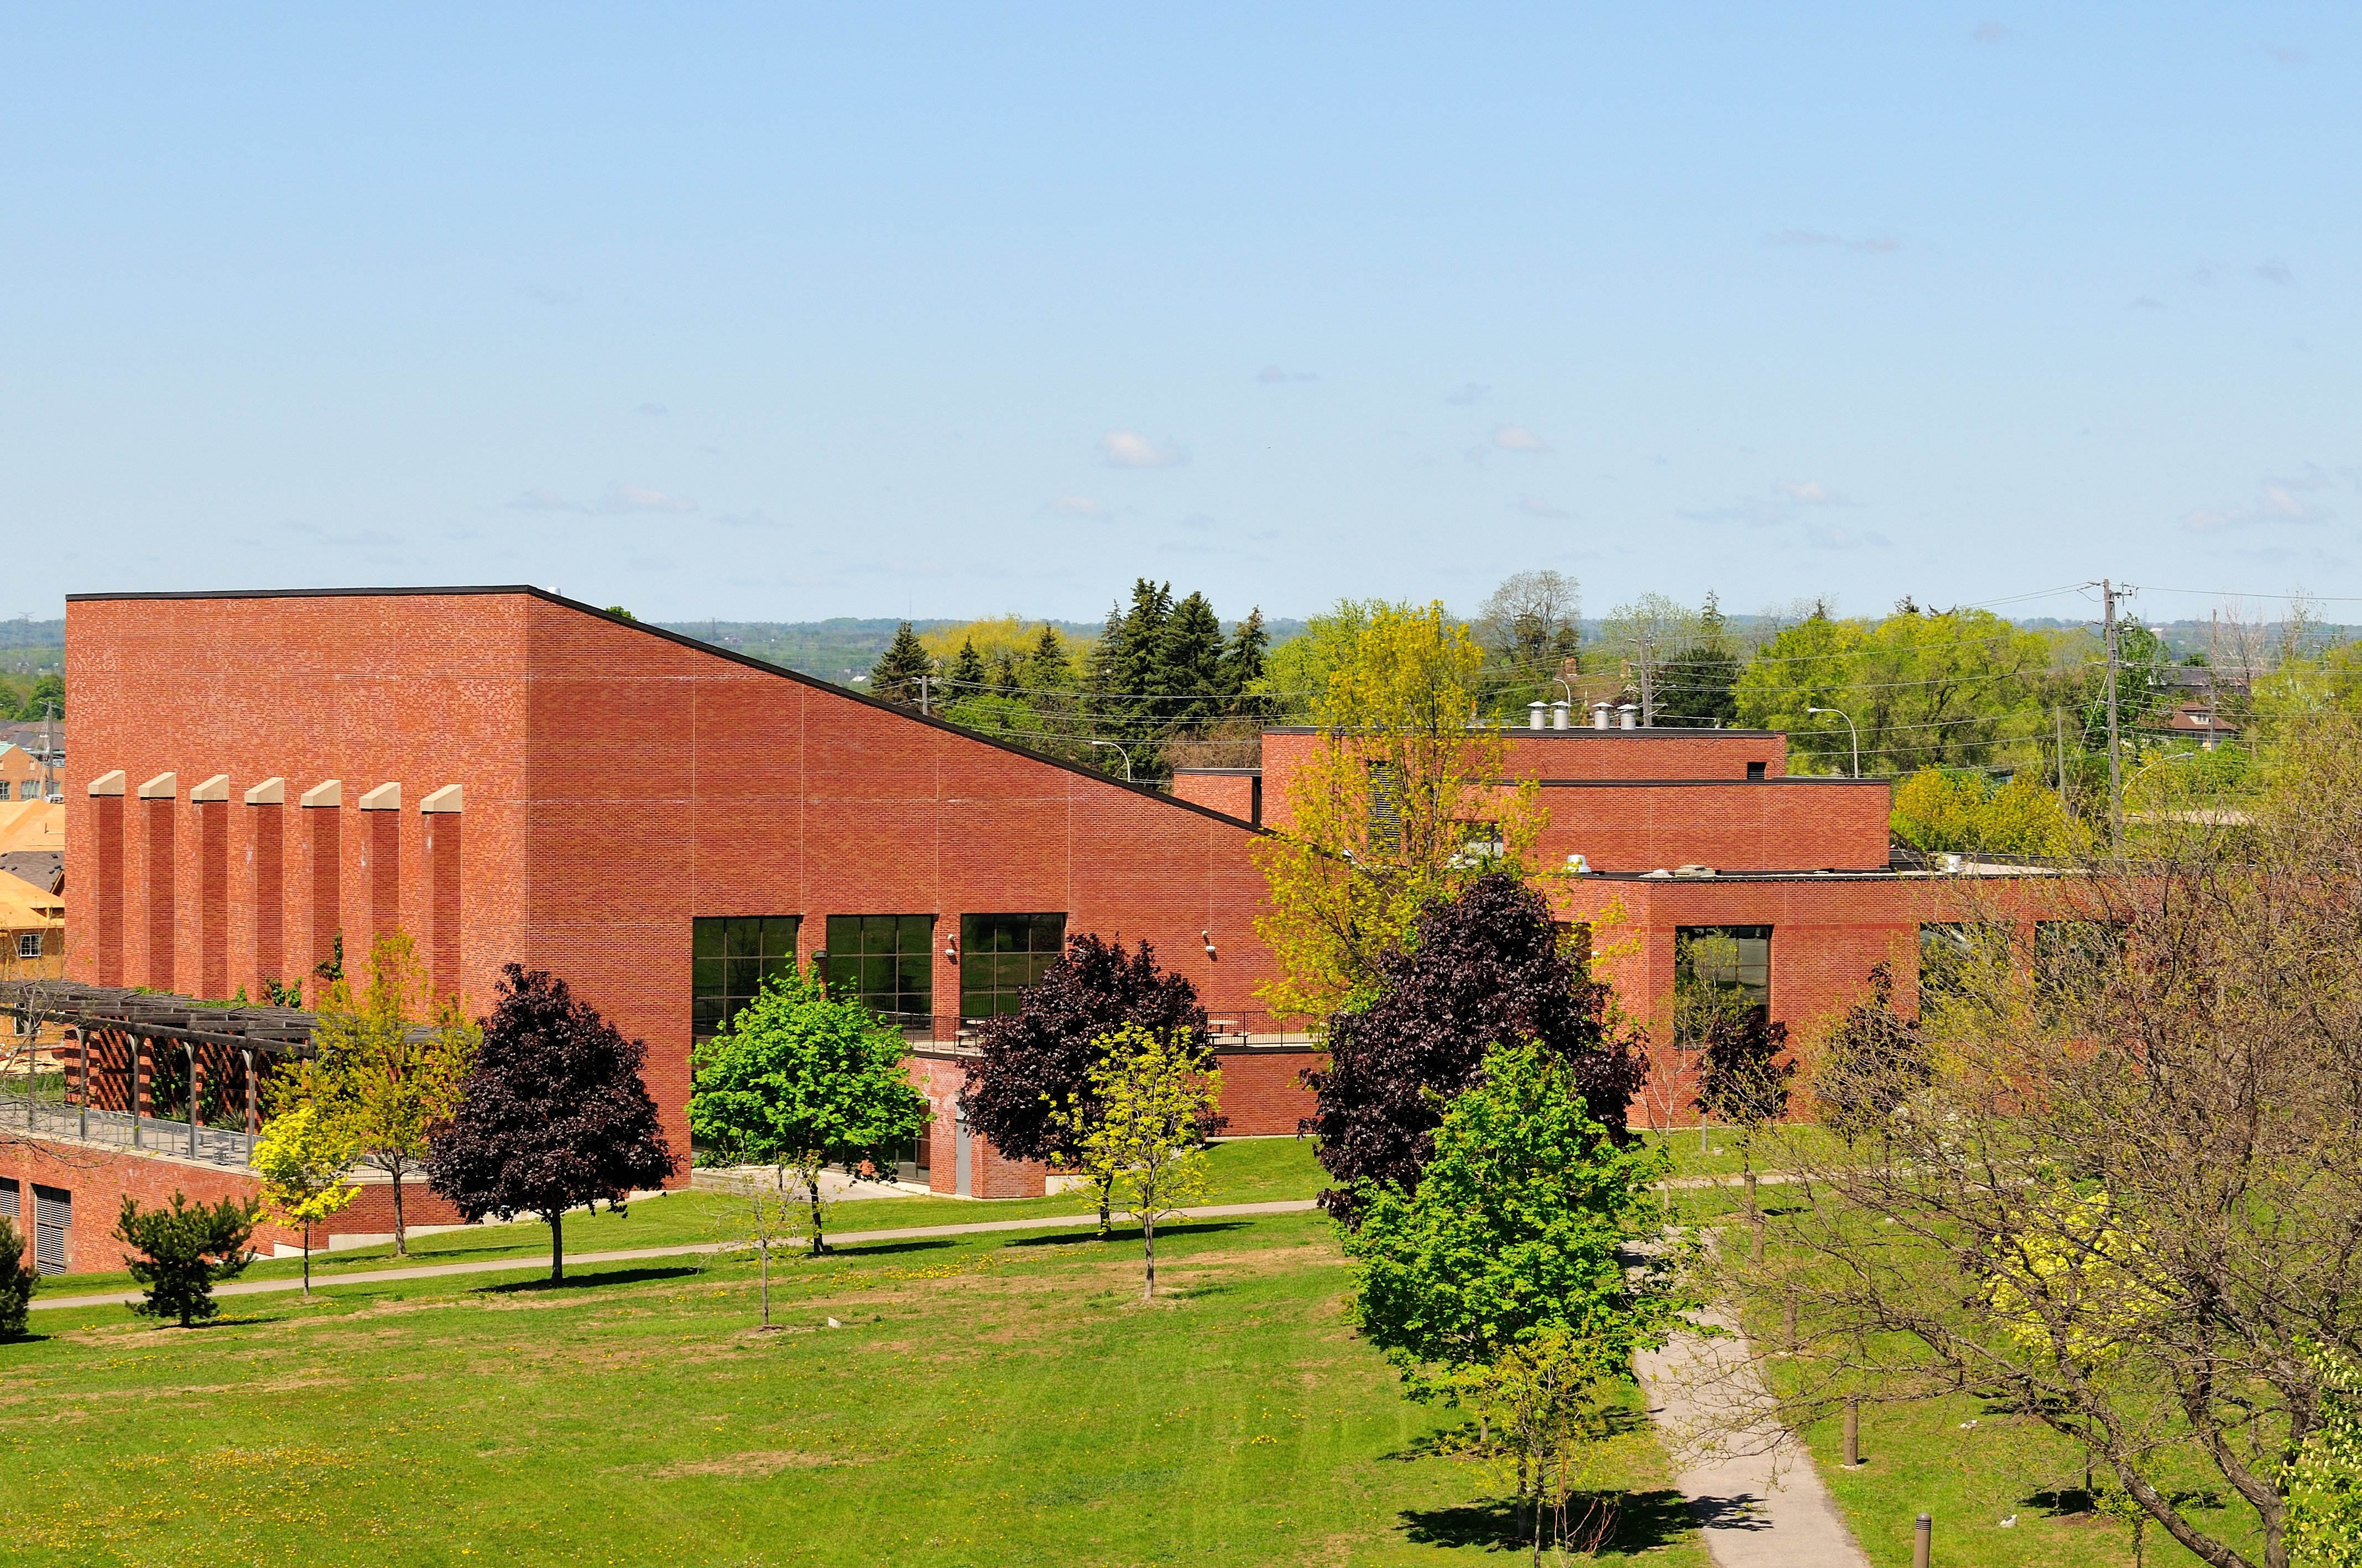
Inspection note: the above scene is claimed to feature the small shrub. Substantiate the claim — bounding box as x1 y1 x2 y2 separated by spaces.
0 1217 36 1336
113 1192 264 1327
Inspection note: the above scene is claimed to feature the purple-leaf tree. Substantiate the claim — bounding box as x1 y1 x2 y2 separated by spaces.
426 964 677 1282
1304 872 1646 1229
957 933 1209 1230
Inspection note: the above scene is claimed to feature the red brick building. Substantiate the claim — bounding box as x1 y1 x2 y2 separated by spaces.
20 585 2034 1273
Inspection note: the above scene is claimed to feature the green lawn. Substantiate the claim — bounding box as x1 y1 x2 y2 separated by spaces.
44 1136 1331 1304
10 1209 1709 1567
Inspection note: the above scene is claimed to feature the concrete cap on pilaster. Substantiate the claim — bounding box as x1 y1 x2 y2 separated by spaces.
358 782 400 811
300 780 342 809
88 770 126 798
419 784 463 814
244 777 286 805
190 774 230 803
137 772 177 800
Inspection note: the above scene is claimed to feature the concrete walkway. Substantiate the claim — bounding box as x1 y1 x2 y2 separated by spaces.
1635 1305 1871 1568
30 1199 1322 1313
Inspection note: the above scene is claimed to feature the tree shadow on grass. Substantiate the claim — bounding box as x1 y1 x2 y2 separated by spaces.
481 1265 704 1295
1399 1489 1692 1554
1009 1222 1245 1250
820 1237 956 1258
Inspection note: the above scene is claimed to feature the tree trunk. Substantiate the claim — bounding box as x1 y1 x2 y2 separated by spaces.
390 1169 407 1256
549 1208 563 1282
301 1221 311 1296
807 1167 827 1257
1097 1174 1113 1237
1142 1212 1156 1300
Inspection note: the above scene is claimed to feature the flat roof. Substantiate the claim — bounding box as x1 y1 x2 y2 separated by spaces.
1260 724 1787 739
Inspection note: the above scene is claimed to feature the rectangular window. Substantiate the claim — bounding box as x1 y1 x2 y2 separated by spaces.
1918 922 2006 1007
960 914 1067 1022
16 932 40 960
690 916 801 1041
826 915 935 1029
2036 920 2118 1014
1675 924 1771 1020
0 1178 17 1220
1746 760 1767 781
32 1185 67 1274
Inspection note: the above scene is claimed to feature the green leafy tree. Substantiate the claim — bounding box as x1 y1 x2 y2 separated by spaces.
1052 1023 1222 1300
2287 1342 2362 1568
868 621 934 705
251 1104 360 1296
1890 767 2077 856
113 1191 264 1327
0 1217 36 1336
275 932 478 1255
1343 1040 1686 1410
690 963 930 1257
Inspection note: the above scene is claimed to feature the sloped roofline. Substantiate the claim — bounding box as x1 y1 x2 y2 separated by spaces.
65 584 1266 834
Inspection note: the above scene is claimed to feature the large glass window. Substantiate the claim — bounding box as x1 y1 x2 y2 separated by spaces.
2036 920 2118 1016
826 915 935 1028
960 914 1067 1022
1675 925 1771 1039
692 916 801 1041
1918 922 2007 1008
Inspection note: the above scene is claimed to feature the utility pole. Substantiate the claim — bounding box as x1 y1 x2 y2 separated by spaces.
2100 579 2127 842
2055 706 2067 811
918 674 932 719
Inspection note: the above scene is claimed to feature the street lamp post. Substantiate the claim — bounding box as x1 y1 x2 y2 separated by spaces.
1089 740 1134 782
1807 706 1861 779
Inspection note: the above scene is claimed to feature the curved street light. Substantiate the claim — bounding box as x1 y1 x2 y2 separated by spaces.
1089 739 1134 782
1807 706 1861 779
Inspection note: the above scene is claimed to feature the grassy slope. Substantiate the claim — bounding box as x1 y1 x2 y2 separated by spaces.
45 1138 1328 1303
11 1210 1708 1568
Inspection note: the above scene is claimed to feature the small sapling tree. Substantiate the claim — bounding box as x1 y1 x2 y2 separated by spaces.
252 1104 360 1296
1054 1023 1222 1300
1344 1040 1686 1449
690 962 929 1262
0 1216 36 1336
278 933 478 1255
959 934 1207 1233
426 965 677 1283
113 1191 264 1327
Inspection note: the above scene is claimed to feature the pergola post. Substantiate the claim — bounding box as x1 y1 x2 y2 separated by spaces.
131 1034 143 1148
186 1042 199 1158
76 1028 87 1140
243 1048 257 1138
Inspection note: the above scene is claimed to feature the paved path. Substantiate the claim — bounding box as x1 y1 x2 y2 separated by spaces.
30 1199 1321 1313
1635 1305 1871 1568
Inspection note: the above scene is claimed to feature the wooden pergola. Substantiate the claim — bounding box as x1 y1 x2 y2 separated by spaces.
0 979 319 1158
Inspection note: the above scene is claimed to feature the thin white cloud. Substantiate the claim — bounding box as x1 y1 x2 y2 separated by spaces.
1775 478 1854 506
636 403 669 416
508 488 585 513
1805 522 1891 550
1765 230 1901 255
600 483 697 514
1492 424 1553 454
2131 296 2167 310
1255 365 1317 384
1099 431 1190 468
2267 45 2308 65
525 286 580 306
713 510 781 530
2254 259 2296 285
1511 494 1572 520
1445 382 1490 406
2181 468 2340 532
1971 20 2010 44
1047 495 1110 521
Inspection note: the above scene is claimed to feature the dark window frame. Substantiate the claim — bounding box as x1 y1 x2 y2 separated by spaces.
1675 925 1772 1025
825 914 937 1030
959 913 1067 1023
691 915 802 1041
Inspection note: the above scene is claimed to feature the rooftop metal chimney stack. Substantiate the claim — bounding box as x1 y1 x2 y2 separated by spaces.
1551 700 1571 730
1618 703 1639 730
1527 701 1548 730
1591 701 1612 730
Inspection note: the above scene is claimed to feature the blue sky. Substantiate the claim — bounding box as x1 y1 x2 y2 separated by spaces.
5 5 2356 626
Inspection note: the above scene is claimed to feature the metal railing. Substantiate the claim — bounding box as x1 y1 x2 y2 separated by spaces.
0 1074 259 1170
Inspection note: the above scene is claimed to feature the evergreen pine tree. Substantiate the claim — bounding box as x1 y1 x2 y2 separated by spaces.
1218 607 1271 711
1157 591 1226 725
1026 624 1073 693
947 637 987 697
869 622 934 705
986 648 1020 698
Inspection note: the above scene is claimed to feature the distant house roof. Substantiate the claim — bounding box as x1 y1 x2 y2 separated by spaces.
0 850 61 895
2164 702 2240 738
0 872 62 931
0 802 62 857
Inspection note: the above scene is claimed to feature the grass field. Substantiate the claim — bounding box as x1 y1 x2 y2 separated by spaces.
9 1207 1711 1567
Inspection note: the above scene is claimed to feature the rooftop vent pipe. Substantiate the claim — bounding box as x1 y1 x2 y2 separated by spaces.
1527 701 1548 730
1551 700 1571 730
1618 703 1639 730
1591 701 1612 730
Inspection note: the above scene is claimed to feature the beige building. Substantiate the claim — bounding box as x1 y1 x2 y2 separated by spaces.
0 744 55 804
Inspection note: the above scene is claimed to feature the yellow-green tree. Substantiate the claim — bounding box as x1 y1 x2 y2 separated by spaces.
276 933 478 1256
1054 1023 1222 1300
1252 600 1547 1022
1889 768 2078 857
251 1104 360 1296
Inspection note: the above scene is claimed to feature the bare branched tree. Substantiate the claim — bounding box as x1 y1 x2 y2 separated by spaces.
1745 714 2362 1568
